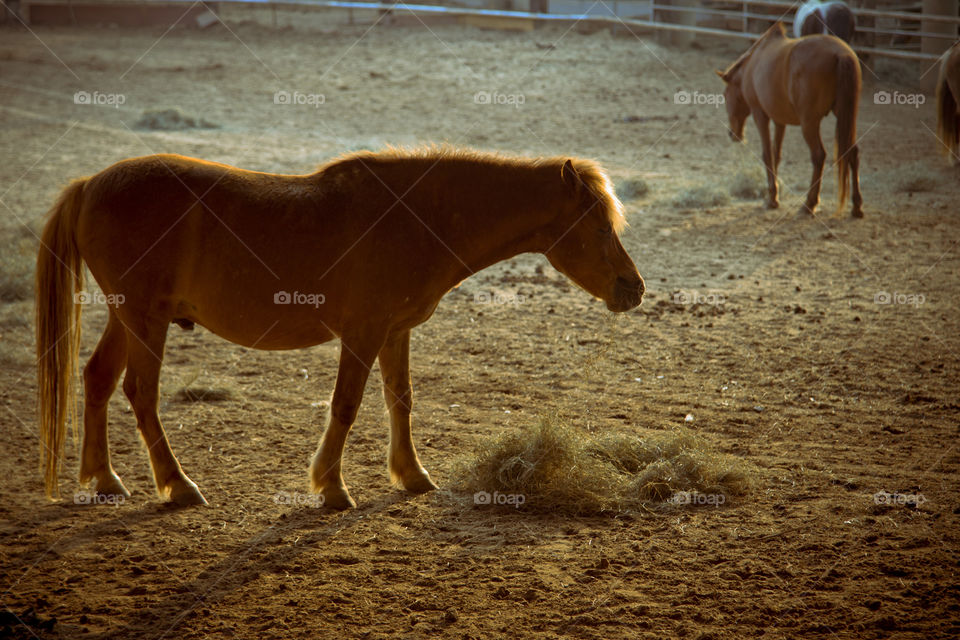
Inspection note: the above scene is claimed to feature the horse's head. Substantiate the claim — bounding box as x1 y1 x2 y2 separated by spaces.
543 159 644 312
715 24 788 143
716 67 750 142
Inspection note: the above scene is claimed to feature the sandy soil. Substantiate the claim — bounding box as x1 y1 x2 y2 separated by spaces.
1 12 959 639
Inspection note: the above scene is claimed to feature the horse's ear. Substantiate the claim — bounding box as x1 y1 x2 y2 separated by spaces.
715 69 729 83
561 159 582 194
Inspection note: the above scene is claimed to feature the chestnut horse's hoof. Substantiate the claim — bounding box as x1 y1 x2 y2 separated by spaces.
320 486 357 510
168 478 208 506
799 204 816 217
94 472 131 499
851 207 864 219
765 199 780 210
402 472 439 495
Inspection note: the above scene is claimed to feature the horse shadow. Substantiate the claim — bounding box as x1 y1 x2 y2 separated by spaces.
84 490 585 640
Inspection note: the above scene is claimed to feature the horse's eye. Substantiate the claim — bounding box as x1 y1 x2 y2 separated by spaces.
598 224 613 235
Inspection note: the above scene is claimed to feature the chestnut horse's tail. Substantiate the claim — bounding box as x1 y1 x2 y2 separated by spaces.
36 179 87 498
936 67 958 160
834 53 860 213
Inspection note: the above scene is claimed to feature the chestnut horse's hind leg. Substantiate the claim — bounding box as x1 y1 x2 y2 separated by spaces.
379 329 437 495
772 122 786 206
800 117 827 215
310 333 384 510
121 319 206 505
848 142 864 218
78 310 130 498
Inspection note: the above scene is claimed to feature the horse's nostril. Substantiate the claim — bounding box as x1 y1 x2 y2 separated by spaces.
615 276 644 298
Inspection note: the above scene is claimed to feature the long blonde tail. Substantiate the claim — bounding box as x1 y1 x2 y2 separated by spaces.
833 54 860 213
36 179 86 498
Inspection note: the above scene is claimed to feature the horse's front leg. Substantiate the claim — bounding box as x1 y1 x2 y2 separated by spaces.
753 110 778 209
379 329 437 495
310 332 384 510
800 117 826 215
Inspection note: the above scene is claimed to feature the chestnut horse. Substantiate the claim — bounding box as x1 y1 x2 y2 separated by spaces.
717 22 863 217
794 0 855 44
936 42 960 165
36 146 644 510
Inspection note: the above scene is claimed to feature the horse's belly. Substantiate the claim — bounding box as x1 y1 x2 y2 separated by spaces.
180 280 341 350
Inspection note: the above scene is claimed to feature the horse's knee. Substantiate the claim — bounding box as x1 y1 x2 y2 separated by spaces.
385 383 413 413
330 401 359 426
122 374 137 405
122 374 157 413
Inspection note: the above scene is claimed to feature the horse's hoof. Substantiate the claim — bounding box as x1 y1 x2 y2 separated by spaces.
403 472 439 495
799 204 816 217
168 479 208 506
765 199 780 210
320 486 356 510
95 473 131 499
852 208 864 219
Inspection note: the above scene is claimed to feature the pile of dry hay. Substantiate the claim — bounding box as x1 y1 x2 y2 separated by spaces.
457 417 753 515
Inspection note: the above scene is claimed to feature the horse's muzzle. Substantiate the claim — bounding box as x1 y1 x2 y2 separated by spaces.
608 276 644 312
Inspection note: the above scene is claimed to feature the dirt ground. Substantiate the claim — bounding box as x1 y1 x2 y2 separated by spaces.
1 10 959 639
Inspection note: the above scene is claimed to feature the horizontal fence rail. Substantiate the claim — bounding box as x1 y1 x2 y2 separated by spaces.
15 0 960 60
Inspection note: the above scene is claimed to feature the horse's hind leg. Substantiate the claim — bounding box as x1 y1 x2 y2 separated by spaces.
78 310 130 498
849 141 863 218
310 332 384 509
121 319 206 505
378 329 437 495
800 118 826 215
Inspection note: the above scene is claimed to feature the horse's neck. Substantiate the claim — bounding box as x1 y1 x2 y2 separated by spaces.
451 165 563 273
728 25 784 76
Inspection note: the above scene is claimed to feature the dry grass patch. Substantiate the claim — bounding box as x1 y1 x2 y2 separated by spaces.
729 165 767 200
616 177 650 201
672 185 730 209
171 369 240 403
457 416 754 515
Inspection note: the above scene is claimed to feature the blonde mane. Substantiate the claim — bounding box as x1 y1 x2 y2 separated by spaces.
323 144 626 234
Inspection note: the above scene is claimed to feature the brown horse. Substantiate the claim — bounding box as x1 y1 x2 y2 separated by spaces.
717 22 863 217
936 42 960 165
36 146 644 510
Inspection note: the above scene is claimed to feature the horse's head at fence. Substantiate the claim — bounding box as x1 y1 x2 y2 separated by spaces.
716 67 750 142
543 159 643 312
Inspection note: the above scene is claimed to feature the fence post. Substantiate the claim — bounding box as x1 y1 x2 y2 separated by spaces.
921 0 957 89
